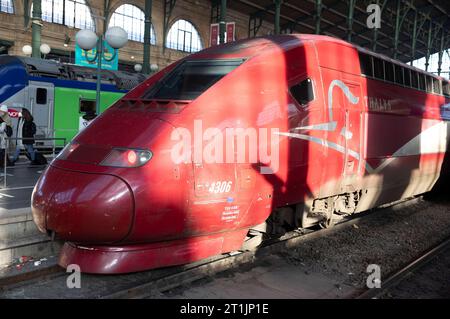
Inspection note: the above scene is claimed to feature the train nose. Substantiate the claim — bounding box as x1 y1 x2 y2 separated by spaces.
31 166 134 243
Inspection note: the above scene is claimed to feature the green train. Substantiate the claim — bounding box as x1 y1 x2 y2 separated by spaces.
0 55 146 147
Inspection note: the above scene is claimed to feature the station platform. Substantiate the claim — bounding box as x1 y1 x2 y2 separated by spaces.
0 157 61 278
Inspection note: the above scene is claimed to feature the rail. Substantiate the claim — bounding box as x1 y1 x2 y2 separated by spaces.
356 234 450 299
1 137 67 188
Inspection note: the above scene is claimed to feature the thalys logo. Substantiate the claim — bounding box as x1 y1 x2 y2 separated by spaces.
7 108 20 118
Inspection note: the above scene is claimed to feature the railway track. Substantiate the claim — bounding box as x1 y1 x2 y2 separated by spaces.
356 233 450 299
0 196 424 298
102 196 423 299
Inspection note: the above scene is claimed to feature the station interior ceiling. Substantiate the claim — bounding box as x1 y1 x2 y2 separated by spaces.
217 0 450 64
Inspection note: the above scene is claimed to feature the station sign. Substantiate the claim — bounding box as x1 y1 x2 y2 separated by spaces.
210 24 219 47
75 41 119 71
210 22 236 47
226 22 235 43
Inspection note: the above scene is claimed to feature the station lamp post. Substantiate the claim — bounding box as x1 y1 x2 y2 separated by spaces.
75 27 128 115
135 63 158 74
39 44 51 58
150 63 159 73
22 43 51 58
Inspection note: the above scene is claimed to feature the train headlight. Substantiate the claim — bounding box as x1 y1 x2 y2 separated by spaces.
100 148 152 168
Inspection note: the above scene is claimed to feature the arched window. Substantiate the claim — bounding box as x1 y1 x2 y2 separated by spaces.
166 19 202 53
31 0 95 30
0 0 14 13
109 4 156 44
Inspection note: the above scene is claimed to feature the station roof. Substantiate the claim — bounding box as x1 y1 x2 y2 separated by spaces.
218 0 450 63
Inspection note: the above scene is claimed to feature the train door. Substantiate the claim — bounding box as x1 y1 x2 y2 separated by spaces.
28 81 54 147
341 80 364 189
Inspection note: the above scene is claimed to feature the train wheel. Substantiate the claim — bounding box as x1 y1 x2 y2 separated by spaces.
319 216 334 229
298 201 322 228
241 232 265 251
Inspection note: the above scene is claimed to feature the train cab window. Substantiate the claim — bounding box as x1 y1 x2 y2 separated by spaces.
289 78 314 106
373 58 384 80
432 78 441 95
384 62 395 82
404 68 411 87
36 88 47 105
143 59 244 100
411 71 419 89
418 74 425 91
359 52 373 77
394 64 404 85
79 99 96 113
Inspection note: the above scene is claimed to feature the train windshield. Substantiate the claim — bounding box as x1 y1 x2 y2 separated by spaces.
142 59 244 101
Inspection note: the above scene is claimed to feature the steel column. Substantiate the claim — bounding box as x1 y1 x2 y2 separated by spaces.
410 11 418 65
372 0 387 52
393 0 401 59
211 0 220 23
143 0 153 74
103 0 111 33
347 0 355 42
315 0 322 34
274 0 282 35
437 30 445 76
219 0 227 44
163 0 176 51
425 21 433 71
31 0 42 58
95 38 103 115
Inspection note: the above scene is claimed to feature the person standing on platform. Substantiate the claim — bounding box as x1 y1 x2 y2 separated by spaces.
12 108 37 164
0 105 13 167
0 104 12 128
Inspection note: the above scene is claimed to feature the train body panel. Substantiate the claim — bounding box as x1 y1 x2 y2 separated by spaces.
31 35 450 273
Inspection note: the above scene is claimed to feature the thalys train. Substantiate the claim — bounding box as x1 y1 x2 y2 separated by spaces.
32 35 450 274
0 55 145 147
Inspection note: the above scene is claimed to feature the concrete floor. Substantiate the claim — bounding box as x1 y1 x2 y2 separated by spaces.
0 159 48 210
164 254 356 299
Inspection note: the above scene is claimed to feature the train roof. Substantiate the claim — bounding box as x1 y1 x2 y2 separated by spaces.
0 55 147 91
193 34 448 83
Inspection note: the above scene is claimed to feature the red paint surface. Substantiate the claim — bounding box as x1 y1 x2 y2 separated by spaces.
32 35 450 273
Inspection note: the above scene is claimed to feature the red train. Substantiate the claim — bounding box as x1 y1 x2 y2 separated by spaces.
32 35 450 273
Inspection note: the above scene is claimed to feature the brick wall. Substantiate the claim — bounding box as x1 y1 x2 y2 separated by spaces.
1 0 275 70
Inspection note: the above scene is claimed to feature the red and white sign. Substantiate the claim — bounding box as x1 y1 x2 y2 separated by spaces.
8 108 20 118
210 22 236 47
226 22 235 43
210 23 219 47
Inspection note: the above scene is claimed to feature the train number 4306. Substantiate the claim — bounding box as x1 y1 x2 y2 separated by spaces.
209 181 233 194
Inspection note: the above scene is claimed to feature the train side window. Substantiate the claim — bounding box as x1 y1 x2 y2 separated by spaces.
385 62 394 82
79 99 96 113
290 78 314 106
411 71 419 89
404 68 411 87
394 64 404 85
359 52 373 77
36 88 47 105
443 81 450 97
418 74 425 91
433 78 441 95
425 76 433 93
373 58 384 79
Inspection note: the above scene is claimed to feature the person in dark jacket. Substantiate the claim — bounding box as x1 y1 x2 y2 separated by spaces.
12 108 36 163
